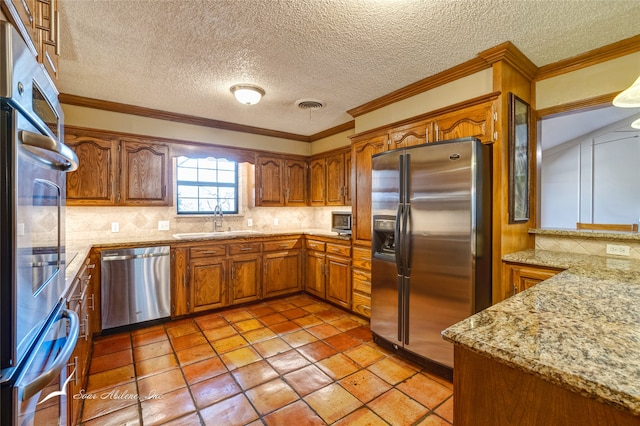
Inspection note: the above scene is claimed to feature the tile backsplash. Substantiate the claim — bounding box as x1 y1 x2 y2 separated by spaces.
535 234 640 260
66 205 348 242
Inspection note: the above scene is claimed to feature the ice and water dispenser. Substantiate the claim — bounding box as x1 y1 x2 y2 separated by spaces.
372 215 396 260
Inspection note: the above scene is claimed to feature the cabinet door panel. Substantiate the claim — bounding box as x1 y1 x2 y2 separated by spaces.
229 255 261 304
264 251 301 297
389 120 431 149
352 135 387 245
171 248 190 317
305 251 325 298
66 133 118 205
256 156 284 206
309 158 325 206
344 150 352 206
435 102 495 143
285 159 307 206
191 258 226 312
120 140 170 206
326 153 345 205
326 254 351 309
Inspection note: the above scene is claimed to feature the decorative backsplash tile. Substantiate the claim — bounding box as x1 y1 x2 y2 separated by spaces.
535 235 640 260
66 205 348 242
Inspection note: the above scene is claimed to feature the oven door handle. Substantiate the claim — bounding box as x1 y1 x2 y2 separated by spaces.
21 309 79 401
19 130 79 172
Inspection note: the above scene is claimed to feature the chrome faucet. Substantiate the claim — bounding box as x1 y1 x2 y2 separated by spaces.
213 204 223 231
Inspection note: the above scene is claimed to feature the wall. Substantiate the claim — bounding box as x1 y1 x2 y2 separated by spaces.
536 52 640 109
67 163 349 242
310 129 353 155
355 69 493 133
62 104 312 156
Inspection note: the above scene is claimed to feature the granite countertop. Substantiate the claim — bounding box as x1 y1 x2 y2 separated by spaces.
443 249 640 416
530 227 640 241
64 228 349 286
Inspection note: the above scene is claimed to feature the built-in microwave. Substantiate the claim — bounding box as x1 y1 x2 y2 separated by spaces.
331 211 352 235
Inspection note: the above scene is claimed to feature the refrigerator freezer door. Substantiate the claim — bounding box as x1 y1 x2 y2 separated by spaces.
371 149 403 346
404 140 475 367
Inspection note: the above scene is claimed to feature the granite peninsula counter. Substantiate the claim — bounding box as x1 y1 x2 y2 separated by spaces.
443 248 640 425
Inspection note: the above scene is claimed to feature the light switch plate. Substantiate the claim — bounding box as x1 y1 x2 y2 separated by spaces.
158 220 170 231
273 218 279 226
111 222 120 233
247 218 253 227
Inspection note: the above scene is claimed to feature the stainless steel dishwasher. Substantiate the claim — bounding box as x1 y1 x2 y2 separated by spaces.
101 246 171 330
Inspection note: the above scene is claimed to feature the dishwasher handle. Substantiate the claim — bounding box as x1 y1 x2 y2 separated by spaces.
101 251 169 262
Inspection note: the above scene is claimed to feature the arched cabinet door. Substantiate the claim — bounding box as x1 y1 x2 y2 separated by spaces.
120 139 171 206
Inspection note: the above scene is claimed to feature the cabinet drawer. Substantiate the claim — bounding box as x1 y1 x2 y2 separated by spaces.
263 239 302 252
229 242 261 255
191 245 227 258
352 276 371 295
326 243 351 257
352 246 371 270
352 293 371 318
352 268 371 285
305 239 325 251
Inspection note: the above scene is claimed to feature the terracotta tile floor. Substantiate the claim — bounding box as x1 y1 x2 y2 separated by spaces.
81 294 453 425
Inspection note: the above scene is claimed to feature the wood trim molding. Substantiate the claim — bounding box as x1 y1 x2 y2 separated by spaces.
477 41 538 80
309 120 355 140
347 57 491 118
60 94 354 143
536 34 640 81
347 42 535 119
350 91 501 140
536 92 617 119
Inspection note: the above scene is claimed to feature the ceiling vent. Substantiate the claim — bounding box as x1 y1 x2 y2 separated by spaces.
295 99 326 110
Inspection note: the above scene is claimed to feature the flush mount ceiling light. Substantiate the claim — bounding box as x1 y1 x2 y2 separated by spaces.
230 84 265 105
613 75 640 108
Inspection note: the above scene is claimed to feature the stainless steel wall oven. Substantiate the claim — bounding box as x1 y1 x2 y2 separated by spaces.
1 21 79 425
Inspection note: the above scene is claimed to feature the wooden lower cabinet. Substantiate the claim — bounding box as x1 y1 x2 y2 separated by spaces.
191 257 226 312
305 250 326 299
229 254 262 304
171 235 357 317
264 251 301 297
454 345 640 426
326 252 351 309
304 237 352 309
351 245 372 318
66 255 97 425
502 261 564 297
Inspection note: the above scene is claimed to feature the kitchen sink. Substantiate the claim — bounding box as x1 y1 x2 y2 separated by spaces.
172 230 264 239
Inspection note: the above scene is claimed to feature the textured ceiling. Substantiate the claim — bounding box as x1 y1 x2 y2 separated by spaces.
58 0 640 138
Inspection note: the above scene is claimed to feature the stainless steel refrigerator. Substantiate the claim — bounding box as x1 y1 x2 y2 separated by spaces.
370 137 491 378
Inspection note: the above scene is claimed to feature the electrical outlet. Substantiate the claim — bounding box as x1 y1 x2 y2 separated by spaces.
606 244 630 256
111 222 120 233
247 218 253 227
273 218 279 226
158 220 170 231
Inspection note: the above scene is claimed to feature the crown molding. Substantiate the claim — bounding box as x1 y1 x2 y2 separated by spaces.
59 94 354 143
477 41 538 80
536 92 617 119
536 34 640 81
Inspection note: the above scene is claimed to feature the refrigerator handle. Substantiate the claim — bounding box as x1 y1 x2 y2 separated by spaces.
394 204 403 272
397 274 404 342
403 276 410 345
403 154 412 273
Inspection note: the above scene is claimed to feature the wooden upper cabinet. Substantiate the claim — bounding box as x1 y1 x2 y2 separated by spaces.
325 152 346 206
2 0 60 81
351 134 387 246
34 0 59 80
284 159 307 206
309 158 325 206
65 128 171 206
434 101 496 143
344 150 352 206
256 155 284 206
388 120 432 149
120 140 171 206
66 131 118 206
309 147 351 206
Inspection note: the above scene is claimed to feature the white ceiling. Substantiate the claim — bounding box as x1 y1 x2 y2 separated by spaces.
58 0 640 138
